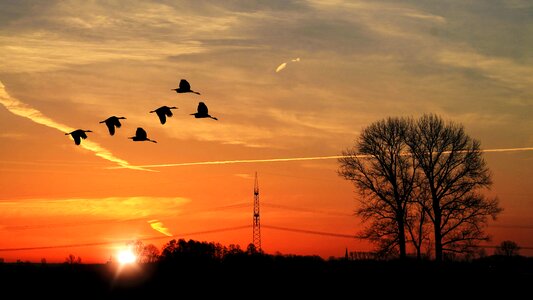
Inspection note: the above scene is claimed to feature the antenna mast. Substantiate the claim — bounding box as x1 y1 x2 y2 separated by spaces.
252 172 261 251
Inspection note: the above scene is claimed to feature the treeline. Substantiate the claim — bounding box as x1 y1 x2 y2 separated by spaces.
120 238 323 267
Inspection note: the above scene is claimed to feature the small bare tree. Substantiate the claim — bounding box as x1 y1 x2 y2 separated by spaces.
65 254 81 264
495 240 520 257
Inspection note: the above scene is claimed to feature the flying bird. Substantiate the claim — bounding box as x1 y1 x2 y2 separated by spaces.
65 129 92 145
171 79 200 95
150 106 178 125
276 57 301 73
191 102 218 120
128 127 157 143
99 116 126 135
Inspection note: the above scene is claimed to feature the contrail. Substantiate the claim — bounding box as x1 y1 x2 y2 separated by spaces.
0 81 152 172
109 155 359 169
111 147 533 169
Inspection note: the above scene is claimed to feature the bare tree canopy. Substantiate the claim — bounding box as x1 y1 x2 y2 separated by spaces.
339 114 502 261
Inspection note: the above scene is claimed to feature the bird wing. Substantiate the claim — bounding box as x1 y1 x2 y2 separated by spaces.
198 102 208 114
72 133 81 145
165 108 173 117
156 111 167 124
106 122 115 135
113 117 122 128
179 79 191 91
79 131 88 139
136 127 147 139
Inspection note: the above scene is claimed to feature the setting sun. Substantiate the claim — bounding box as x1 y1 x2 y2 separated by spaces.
117 249 136 265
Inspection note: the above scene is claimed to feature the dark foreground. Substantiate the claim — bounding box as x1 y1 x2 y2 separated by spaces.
1 255 531 297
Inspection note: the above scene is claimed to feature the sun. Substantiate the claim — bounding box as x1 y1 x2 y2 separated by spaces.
117 249 136 265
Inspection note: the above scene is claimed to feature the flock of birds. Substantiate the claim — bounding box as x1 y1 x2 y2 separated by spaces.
65 79 217 145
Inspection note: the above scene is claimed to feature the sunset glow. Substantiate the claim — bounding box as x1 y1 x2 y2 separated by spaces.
117 249 136 265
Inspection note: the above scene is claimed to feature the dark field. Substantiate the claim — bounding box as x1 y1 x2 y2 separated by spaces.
1 255 531 297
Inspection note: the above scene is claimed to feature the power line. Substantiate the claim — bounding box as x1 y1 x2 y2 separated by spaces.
262 202 353 217
263 224 355 239
0 225 250 252
2 223 533 252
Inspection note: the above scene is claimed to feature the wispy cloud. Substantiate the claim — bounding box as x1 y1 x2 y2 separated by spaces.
148 219 172 236
437 49 533 89
0 1 241 73
0 33 206 73
234 173 253 179
0 196 190 219
0 81 151 171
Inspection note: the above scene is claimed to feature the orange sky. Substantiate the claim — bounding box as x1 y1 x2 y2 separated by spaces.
0 1 532 263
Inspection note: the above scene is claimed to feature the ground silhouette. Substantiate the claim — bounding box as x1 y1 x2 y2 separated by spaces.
0 239 531 297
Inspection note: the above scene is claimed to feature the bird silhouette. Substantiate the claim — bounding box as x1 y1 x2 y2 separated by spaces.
128 127 157 143
171 79 200 95
150 106 178 125
191 102 218 120
65 129 92 145
99 116 126 135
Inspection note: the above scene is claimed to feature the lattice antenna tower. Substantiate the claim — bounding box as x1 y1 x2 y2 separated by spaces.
252 172 261 251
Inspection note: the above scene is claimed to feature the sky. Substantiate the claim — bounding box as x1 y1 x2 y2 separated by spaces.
0 0 532 263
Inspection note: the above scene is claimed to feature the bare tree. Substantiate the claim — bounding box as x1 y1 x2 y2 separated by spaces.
127 240 145 263
405 114 502 261
339 117 417 259
143 244 160 263
65 254 81 264
495 240 520 257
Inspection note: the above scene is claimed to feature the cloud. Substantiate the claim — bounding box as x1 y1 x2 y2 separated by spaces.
275 62 287 73
0 81 151 171
275 57 300 73
234 173 253 179
148 219 173 236
0 196 190 219
0 33 206 73
0 1 243 73
437 49 533 89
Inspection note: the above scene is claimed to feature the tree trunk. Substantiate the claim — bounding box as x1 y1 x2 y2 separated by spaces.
398 216 407 259
433 209 443 262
